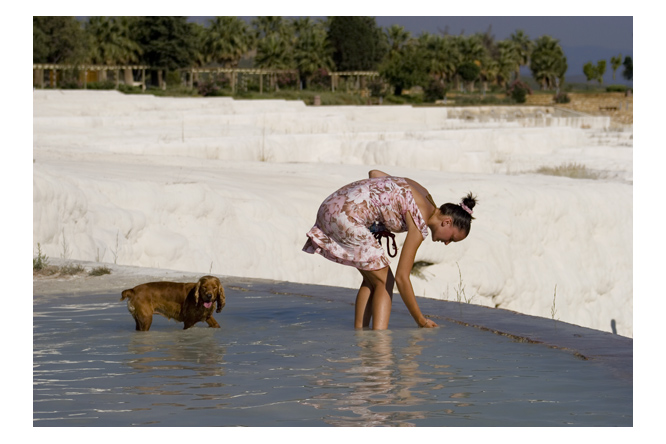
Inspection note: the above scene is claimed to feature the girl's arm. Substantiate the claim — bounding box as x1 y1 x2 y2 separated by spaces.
368 169 390 178
394 212 438 328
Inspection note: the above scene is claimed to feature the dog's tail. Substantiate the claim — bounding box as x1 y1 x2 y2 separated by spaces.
120 289 134 301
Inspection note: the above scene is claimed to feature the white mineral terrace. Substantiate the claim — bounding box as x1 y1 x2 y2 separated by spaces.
32 90 633 336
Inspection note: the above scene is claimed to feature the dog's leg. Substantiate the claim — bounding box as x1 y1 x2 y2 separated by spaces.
206 316 221 328
135 314 152 331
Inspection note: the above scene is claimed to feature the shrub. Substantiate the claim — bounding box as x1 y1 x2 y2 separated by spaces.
59 78 84 89
424 79 447 102
384 94 408 105
453 94 513 106
89 266 112 276
86 80 117 90
33 243 49 271
308 69 331 90
117 84 144 94
606 84 628 93
166 70 182 87
276 72 298 89
536 163 599 180
553 92 571 103
457 62 481 83
368 79 386 98
59 263 86 275
197 75 230 97
506 79 532 103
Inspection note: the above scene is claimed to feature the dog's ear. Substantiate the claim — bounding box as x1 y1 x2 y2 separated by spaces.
193 279 202 304
216 283 226 313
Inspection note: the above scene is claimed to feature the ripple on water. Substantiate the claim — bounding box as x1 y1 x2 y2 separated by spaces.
33 289 632 426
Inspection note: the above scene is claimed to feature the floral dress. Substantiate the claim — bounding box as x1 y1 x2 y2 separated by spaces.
302 176 429 271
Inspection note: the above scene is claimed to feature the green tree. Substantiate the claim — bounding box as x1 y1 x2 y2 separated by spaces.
33 16 88 64
189 22 209 67
530 35 567 89
496 39 520 87
379 42 428 95
595 59 607 85
133 16 196 71
255 33 292 69
456 35 487 92
510 29 534 80
85 16 142 65
583 61 598 82
610 54 622 81
419 33 460 86
203 16 254 68
292 19 333 88
327 16 387 71
622 56 633 81
252 16 290 40
253 18 294 91
386 24 411 54
457 61 481 92
583 60 607 85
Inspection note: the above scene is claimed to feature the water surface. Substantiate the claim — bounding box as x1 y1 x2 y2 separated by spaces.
33 286 632 426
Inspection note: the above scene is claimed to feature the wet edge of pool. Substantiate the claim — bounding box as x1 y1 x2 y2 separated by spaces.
231 278 633 383
34 267 632 384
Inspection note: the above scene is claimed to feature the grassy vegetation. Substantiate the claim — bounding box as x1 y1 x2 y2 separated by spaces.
535 163 600 180
50 72 631 111
551 285 559 320
454 262 473 304
33 244 112 277
411 260 435 280
89 266 112 276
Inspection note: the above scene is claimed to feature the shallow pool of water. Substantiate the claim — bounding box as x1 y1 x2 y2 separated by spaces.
33 285 632 426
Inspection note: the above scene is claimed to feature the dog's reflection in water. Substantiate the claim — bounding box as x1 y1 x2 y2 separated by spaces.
124 329 227 399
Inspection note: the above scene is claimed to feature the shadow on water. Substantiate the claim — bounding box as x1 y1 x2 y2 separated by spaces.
33 286 632 426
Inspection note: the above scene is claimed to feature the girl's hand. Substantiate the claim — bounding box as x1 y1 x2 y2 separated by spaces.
420 318 438 328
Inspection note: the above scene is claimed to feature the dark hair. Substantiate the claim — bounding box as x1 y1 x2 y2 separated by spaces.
440 192 477 234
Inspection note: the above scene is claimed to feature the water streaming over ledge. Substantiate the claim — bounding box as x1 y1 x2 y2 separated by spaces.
33 283 632 427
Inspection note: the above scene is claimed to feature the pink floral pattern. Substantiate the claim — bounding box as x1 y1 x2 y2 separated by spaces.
302 176 429 270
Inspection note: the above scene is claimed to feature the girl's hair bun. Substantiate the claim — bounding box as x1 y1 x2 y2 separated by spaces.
461 192 477 212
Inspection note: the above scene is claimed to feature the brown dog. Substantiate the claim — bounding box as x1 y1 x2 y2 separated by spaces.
120 275 225 331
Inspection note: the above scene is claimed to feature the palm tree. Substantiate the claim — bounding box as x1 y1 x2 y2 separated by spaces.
455 34 487 92
496 39 520 87
291 19 333 88
439 36 462 86
203 16 253 68
386 24 411 55
530 35 567 89
480 58 499 93
418 33 443 81
510 30 533 80
252 16 290 40
610 54 622 81
419 33 465 90
255 33 293 90
85 16 142 82
86 16 142 65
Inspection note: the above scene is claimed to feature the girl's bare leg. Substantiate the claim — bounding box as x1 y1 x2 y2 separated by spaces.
358 267 395 330
354 276 374 328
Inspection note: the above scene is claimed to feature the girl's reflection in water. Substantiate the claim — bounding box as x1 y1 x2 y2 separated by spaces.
305 329 449 426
